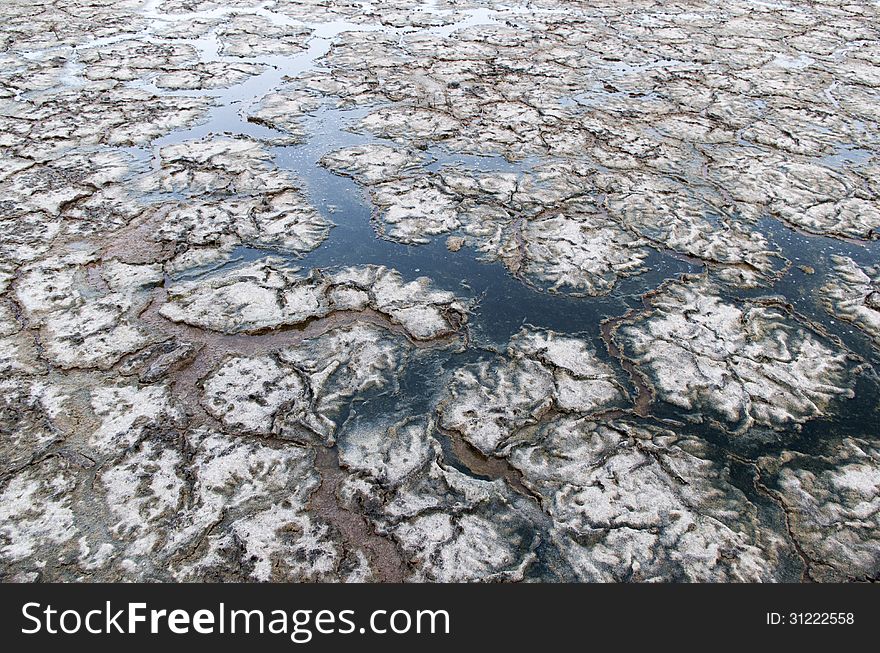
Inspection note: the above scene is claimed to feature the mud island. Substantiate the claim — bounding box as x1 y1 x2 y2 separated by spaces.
1 0 878 583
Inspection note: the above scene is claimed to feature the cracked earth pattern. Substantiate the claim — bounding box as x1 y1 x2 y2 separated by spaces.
1 0 879 582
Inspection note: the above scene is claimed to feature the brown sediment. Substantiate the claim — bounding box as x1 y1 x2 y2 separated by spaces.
99 206 179 265
435 422 537 502
131 283 458 583
310 445 408 583
600 314 653 418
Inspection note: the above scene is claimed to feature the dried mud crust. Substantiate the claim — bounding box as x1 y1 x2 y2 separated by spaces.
0 252 469 581
506 417 793 582
757 438 880 582
437 327 631 456
611 277 865 435
160 257 469 339
820 256 880 352
1 0 880 583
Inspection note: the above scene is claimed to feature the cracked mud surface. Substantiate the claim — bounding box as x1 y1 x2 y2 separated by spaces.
1 0 879 582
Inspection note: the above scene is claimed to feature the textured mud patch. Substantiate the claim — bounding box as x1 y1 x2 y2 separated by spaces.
438 327 629 456
338 415 551 582
508 418 793 581
821 256 880 351
614 278 862 434
759 438 880 582
161 258 468 340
